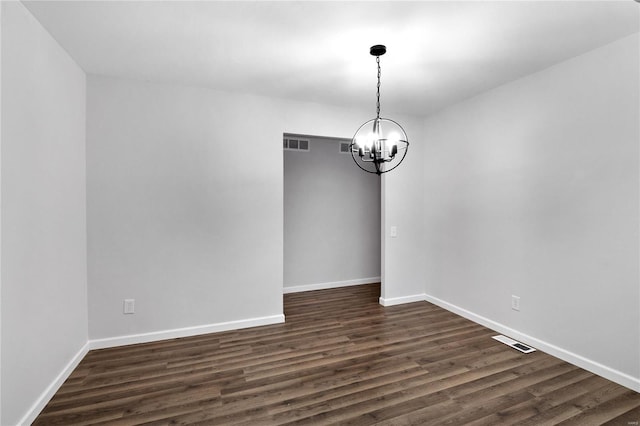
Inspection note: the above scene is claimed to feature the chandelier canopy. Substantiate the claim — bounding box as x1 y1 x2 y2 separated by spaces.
350 45 409 175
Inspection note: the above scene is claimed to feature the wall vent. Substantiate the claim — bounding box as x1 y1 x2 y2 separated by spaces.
492 335 536 354
284 137 310 152
339 141 351 154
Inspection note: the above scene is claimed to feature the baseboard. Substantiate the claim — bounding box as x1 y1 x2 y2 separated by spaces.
89 314 286 350
283 277 380 294
424 293 640 393
18 341 90 426
379 293 427 307
19 314 285 424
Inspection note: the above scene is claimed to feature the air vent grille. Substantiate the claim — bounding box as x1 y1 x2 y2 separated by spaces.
284 137 310 152
492 335 536 354
339 141 351 154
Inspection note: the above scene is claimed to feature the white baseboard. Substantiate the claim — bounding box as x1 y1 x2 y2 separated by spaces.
379 293 427 307
424 293 640 393
18 341 90 426
21 314 285 424
89 314 285 350
283 277 380 294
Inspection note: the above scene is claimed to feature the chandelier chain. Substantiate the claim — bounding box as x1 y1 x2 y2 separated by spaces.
376 56 381 119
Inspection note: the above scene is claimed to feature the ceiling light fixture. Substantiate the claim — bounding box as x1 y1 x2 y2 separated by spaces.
350 45 409 175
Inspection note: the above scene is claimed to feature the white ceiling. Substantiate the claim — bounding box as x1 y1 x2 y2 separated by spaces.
23 1 639 117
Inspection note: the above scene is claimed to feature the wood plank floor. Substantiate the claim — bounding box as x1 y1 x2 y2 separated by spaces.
35 284 640 425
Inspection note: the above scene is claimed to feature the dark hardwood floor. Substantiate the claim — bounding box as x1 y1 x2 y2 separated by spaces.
35 284 640 425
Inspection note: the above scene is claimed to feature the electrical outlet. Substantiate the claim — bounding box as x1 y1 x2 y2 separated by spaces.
390 226 398 238
511 295 520 311
123 299 135 314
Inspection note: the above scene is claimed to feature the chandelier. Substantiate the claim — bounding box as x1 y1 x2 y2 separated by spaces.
350 45 409 175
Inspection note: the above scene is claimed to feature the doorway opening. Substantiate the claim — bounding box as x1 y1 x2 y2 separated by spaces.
283 133 381 303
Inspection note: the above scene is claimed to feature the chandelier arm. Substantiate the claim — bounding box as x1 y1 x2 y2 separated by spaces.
381 140 410 173
350 146 380 174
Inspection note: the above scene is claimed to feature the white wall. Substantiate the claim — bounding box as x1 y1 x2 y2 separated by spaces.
1 2 88 424
284 136 380 290
380 116 426 306
87 75 421 341
87 76 285 341
422 34 639 389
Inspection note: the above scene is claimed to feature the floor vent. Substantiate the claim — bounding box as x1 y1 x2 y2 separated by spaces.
492 335 536 354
